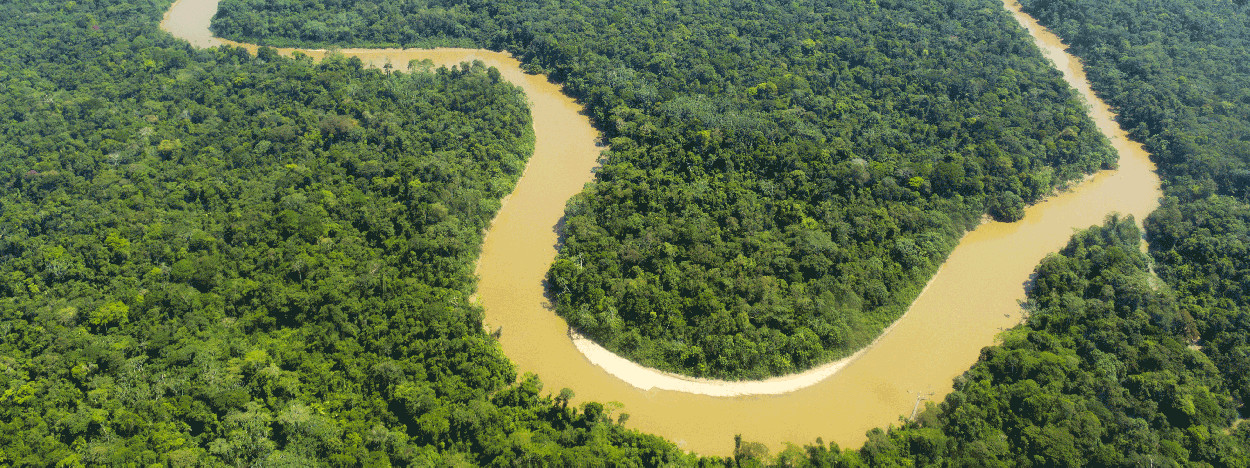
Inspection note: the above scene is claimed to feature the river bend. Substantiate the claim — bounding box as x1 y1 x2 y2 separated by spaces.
162 0 1161 455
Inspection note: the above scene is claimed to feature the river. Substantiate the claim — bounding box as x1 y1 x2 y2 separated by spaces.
162 0 1161 456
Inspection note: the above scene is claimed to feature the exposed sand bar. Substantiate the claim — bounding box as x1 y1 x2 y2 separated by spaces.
163 0 1161 455
568 274 936 396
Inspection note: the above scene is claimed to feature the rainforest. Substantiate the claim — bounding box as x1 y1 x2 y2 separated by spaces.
1 0 1249 465
214 0 1118 379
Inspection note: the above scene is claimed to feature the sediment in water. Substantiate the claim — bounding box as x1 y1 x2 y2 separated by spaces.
163 0 1161 455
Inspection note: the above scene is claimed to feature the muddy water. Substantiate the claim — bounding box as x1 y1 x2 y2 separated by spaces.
162 0 1161 456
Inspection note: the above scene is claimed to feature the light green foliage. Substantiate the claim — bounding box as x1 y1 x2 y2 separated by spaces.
89 301 129 328
0 0 693 464
750 0 1250 463
7 0 1250 464
215 0 1120 378
754 219 1250 466
1022 0 1250 429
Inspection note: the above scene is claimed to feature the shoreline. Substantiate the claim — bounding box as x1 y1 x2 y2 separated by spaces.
568 270 943 396
162 0 1163 454
159 0 934 398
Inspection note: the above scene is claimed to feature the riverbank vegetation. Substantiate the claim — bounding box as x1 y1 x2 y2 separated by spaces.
0 0 695 464
1023 0 1250 450
214 0 1119 378
731 0 1250 464
743 218 1250 465
9 0 1250 464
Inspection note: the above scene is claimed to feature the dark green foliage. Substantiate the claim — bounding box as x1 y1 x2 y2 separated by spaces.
790 0 1250 463
1148 197 1250 405
0 0 692 464
756 219 1249 466
1021 0 1250 203
741 0 1250 464
9 0 1250 464
1020 0 1250 431
213 0 1119 378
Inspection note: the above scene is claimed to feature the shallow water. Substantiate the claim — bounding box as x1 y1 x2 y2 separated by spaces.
162 0 1161 455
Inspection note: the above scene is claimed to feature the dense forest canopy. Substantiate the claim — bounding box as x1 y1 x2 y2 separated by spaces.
734 0 1250 464
7 0 1250 465
0 0 696 464
756 218 1250 466
1019 0 1250 440
1022 0 1250 201
214 0 1119 378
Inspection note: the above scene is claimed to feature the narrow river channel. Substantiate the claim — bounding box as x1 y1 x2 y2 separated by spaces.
162 0 1161 456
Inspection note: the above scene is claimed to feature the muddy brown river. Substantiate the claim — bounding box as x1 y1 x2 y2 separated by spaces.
163 0 1161 456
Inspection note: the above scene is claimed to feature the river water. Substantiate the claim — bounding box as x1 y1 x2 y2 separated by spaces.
162 0 1161 456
